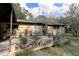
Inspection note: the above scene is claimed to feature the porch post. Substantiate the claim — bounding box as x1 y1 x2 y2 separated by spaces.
8 10 15 56
9 10 13 52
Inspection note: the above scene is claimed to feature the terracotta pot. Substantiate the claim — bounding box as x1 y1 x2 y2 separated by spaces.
20 44 27 49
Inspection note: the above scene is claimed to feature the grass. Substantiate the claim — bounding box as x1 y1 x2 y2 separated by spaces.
16 50 35 56
16 33 79 56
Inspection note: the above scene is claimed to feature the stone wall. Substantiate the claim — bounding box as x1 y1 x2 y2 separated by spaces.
16 24 44 37
16 24 65 37
47 26 65 36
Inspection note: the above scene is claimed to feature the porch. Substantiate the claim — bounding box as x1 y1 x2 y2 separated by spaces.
0 3 17 56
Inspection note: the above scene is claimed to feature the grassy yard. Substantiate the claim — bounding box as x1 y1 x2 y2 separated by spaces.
16 33 79 56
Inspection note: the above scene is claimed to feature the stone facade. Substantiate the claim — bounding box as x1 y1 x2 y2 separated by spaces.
16 24 65 37
47 26 65 36
16 24 44 37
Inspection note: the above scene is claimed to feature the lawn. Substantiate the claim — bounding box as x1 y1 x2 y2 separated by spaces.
16 33 79 56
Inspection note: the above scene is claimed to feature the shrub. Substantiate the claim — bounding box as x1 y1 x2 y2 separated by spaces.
58 41 65 47
31 31 41 41
53 33 70 47
32 35 40 41
19 35 27 44
32 31 42 36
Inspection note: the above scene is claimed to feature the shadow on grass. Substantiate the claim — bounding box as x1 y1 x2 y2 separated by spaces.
16 50 35 56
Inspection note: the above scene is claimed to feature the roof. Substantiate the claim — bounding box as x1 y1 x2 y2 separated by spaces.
0 3 17 23
48 23 65 26
17 19 65 26
0 3 64 27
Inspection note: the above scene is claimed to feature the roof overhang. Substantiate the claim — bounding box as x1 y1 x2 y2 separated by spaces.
0 3 17 23
17 19 65 26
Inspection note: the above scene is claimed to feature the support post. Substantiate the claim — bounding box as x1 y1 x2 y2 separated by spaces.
8 10 15 56
9 10 13 52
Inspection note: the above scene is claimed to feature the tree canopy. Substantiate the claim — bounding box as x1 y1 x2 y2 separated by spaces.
12 4 26 19
58 3 79 37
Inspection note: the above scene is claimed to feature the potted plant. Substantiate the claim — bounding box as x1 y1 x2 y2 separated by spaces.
19 35 27 49
32 31 41 46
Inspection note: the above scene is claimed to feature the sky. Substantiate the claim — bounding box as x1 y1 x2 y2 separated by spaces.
20 3 71 18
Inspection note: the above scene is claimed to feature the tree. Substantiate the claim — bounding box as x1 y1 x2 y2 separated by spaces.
28 13 33 20
35 15 57 23
59 3 79 37
12 4 26 19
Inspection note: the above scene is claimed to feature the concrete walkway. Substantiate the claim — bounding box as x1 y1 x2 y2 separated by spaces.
0 40 9 56
0 34 20 56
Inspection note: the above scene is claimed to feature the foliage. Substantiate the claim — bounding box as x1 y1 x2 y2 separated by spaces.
53 33 70 47
12 4 26 19
31 32 41 41
32 35 40 41
58 3 79 37
19 35 27 44
28 13 33 20
35 15 57 23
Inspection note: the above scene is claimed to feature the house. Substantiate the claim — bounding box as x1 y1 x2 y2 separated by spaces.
0 3 19 56
0 3 18 42
47 23 65 36
0 3 65 54
16 19 45 37
16 19 65 37
0 3 65 40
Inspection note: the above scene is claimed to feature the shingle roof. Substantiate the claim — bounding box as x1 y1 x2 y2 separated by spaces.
47 23 64 26
17 19 65 26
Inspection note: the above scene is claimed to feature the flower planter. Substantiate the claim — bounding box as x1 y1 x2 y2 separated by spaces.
20 44 27 49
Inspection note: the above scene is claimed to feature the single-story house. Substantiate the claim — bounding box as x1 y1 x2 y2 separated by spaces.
47 23 65 36
16 19 45 37
0 3 65 41
16 19 65 37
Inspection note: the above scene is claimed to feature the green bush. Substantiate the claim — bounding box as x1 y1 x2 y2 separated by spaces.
19 35 27 44
57 38 70 47
31 31 41 41
32 35 40 41
53 33 70 47
58 42 65 47
32 31 42 36
12 4 26 19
